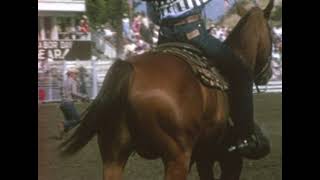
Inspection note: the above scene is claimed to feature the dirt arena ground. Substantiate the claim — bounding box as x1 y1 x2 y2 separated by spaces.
38 93 282 180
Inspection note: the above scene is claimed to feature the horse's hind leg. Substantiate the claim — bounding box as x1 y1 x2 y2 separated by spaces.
97 115 132 180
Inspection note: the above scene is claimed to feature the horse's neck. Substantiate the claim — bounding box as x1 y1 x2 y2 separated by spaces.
225 25 259 72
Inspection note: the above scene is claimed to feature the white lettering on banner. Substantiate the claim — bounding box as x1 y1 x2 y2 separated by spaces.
38 49 46 60
43 41 58 49
60 41 72 49
38 40 73 60
38 40 73 49
63 49 70 58
54 49 62 59
38 41 43 49
47 50 53 59
46 49 69 60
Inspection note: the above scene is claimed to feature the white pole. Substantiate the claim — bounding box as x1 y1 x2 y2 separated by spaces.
92 59 98 99
48 69 52 101
39 17 45 40
70 18 76 40
51 17 59 40
63 60 67 81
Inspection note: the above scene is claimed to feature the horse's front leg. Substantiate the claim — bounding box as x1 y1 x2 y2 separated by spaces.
196 159 215 180
163 149 192 180
219 153 243 180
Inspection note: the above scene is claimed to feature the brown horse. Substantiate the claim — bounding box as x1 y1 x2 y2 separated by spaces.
60 1 274 180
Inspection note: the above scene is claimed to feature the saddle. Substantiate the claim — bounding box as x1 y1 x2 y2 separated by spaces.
150 42 229 91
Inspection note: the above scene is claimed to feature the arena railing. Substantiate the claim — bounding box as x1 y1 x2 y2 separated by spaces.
38 60 282 103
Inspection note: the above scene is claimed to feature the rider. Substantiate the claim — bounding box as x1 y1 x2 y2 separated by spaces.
144 0 270 159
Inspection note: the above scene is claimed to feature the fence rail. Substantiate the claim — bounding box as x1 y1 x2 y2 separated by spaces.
38 60 282 103
39 84 282 103
253 81 282 93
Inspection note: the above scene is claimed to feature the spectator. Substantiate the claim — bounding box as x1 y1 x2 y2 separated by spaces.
140 12 153 45
79 20 89 39
81 15 90 32
208 24 231 41
152 24 159 45
122 13 132 41
38 88 46 103
103 23 116 44
132 13 142 41
273 26 282 38
103 23 115 35
58 68 89 139
76 15 90 40
38 58 50 74
78 66 88 95
141 12 150 29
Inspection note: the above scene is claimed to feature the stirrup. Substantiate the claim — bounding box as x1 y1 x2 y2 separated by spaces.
228 134 258 152
228 139 249 152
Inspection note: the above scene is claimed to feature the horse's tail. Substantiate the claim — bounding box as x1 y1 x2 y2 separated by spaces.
59 59 133 157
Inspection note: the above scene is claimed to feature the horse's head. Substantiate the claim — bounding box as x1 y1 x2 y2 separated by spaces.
226 0 274 85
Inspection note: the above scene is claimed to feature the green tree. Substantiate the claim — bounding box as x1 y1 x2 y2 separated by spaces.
108 0 126 56
86 0 129 57
271 5 282 22
86 0 107 27
86 0 129 28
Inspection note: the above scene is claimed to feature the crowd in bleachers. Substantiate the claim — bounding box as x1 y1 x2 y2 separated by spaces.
208 24 282 81
208 24 232 41
110 13 281 74
38 23 282 102
122 12 158 56
55 15 91 40
40 12 282 80
92 12 158 58
209 24 282 78
270 26 282 80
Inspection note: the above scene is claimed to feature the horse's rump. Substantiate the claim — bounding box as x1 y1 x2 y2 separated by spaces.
127 52 229 159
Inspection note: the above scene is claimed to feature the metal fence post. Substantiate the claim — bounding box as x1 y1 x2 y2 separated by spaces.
48 69 52 101
63 60 67 81
92 59 98 99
